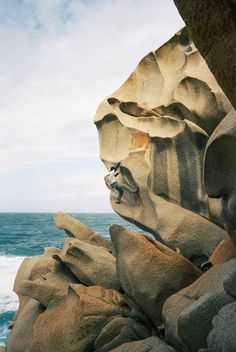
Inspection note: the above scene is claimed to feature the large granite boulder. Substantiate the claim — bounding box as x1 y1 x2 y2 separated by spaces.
55 237 120 290
162 259 236 350
173 0 236 110
30 284 150 352
54 212 112 251
95 28 228 260
110 224 202 327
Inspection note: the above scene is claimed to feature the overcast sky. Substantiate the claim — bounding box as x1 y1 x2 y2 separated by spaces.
0 0 184 212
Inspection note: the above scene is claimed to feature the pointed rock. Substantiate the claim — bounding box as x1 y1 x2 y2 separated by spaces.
110 224 202 326
54 212 112 251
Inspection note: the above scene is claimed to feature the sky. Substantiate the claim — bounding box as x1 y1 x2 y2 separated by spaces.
0 0 184 212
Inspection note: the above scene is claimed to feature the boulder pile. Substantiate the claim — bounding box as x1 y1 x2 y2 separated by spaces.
5 7 236 349
5 212 236 351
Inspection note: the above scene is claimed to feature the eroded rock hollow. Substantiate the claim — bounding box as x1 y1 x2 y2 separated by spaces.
95 28 231 263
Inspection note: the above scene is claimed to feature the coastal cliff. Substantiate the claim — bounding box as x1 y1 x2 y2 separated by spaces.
5 6 236 352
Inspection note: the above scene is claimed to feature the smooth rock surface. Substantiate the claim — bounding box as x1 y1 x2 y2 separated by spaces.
54 212 112 251
110 224 202 326
57 237 120 290
95 28 228 259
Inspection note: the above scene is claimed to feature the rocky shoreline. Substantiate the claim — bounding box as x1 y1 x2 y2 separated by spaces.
4 212 236 351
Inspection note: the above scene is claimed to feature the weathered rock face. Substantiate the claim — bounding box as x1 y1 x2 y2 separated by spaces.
162 259 236 350
173 0 236 110
110 224 202 327
30 284 150 352
54 211 112 251
95 28 229 260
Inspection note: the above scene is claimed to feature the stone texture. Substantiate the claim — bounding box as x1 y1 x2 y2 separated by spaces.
109 336 177 352
207 302 236 351
174 0 236 110
6 299 45 352
17 262 78 307
95 28 228 260
162 259 236 349
54 212 112 251
177 292 234 351
30 284 150 352
56 237 120 290
209 237 236 264
110 224 202 326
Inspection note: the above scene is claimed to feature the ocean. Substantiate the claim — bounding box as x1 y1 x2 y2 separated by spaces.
0 212 141 346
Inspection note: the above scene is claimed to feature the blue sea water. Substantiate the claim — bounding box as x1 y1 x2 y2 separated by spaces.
0 212 141 346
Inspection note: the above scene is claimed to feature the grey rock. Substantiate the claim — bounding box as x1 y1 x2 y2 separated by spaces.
207 302 236 352
163 259 236 349
178 292 234 351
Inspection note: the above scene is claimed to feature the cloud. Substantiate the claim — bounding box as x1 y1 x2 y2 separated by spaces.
0 0 184 211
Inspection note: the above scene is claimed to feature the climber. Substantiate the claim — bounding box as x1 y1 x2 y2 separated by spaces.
104 163 138 204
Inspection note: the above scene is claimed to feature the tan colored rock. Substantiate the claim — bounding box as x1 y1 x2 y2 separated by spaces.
13 247 72 319
173 0 236 110
109 336 177 352
162 259 236 349
110 224 202 326
17 262 78 307
54 212 112 251
209 237 236 264
95 28 228 260
57 237 120 290
6 299 44 352
30 284 150 352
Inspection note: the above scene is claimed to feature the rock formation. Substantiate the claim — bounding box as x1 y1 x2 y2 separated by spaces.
5 7 236 350
94 28 230 263
173 0 236 110
6 214 236 351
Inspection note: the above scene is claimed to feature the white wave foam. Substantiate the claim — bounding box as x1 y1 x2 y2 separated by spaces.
0 254 25 313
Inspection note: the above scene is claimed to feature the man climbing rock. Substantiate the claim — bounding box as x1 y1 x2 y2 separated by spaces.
104 163 138 204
